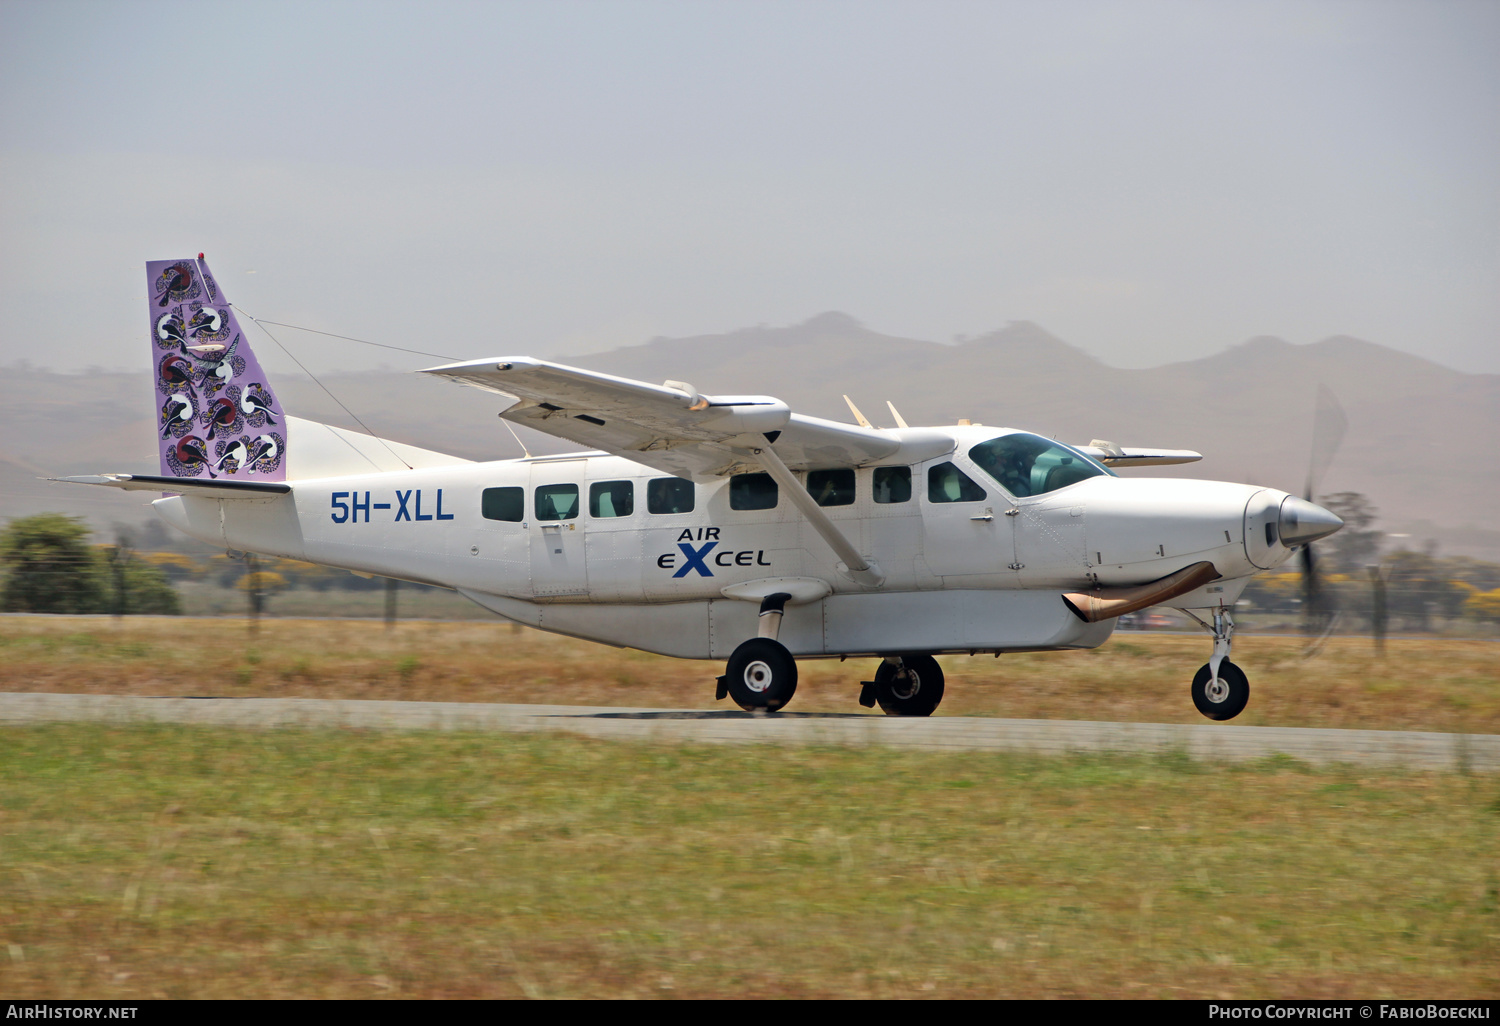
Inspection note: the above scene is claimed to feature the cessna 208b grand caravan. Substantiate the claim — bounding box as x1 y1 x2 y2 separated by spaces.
63 256 1344 719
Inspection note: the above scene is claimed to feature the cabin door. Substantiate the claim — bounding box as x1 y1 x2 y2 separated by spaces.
529 460 590 598
918 458 1015 580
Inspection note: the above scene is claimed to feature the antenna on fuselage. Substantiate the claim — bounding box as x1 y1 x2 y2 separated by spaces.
842 395 874 429
886 401 910 429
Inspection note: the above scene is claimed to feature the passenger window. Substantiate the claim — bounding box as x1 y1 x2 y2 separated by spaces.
589 480 634 518
534 483 579 521
647 477 695 515
927 462 986 503
807 468 855 507
729 472 778 511
873 466 911 504
481 486 524 522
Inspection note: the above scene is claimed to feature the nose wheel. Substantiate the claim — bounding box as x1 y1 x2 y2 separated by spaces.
1184 607 1248 720
1191 659 1249 720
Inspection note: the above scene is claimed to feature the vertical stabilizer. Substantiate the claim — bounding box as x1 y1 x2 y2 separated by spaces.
148 255 287 480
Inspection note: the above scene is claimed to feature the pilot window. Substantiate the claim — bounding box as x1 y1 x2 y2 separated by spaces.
807 468 855 507
481 486 524 522
927 462 986 503
873 466 911 504
647 477 695 515
729 472 778 511
589 480 634 518
967 433 1109 497
534 483 580 521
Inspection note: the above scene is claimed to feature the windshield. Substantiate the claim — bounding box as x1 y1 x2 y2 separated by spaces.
968 433 1113 497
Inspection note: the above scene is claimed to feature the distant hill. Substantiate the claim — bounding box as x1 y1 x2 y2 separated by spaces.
4 315 1497 560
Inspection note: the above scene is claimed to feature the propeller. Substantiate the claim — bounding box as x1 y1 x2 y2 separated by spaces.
1298 384 1348 638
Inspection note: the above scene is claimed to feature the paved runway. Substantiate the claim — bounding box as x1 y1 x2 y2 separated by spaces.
5 691 1497 772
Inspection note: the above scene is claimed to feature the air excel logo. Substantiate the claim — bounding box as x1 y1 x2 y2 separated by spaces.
655 528 771 578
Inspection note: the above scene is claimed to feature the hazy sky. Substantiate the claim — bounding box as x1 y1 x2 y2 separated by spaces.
2 0 1496 376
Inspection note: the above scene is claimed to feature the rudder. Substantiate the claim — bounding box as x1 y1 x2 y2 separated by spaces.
148 255 287 481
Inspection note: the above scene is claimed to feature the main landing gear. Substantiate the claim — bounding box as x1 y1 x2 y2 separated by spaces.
714 592 945 716
1185 607 1249 721
858 655 945 717
718 593 799 712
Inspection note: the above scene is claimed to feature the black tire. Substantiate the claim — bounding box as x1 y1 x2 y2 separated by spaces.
1191 660 1249 721
724 638 799 712
873 655 945 717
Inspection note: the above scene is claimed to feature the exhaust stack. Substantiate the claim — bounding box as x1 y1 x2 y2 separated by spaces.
1062 561 1222 623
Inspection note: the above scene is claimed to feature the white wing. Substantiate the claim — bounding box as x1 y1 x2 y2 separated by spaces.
1075 440 1202 468
422 357 954 477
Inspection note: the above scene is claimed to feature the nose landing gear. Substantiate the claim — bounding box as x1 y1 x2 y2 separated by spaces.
1185 607 1249 720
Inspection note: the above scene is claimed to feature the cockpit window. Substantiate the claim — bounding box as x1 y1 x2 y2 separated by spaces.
968 433 1111 497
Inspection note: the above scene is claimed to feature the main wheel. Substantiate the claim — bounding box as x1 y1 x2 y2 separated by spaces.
1191 660 1249 721
724 638 799 712
873 655 945 717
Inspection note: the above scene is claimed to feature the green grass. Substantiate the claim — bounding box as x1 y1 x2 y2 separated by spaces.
1 724 1497 998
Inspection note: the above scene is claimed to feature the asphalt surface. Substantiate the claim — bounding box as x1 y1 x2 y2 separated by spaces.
3 692 1496 772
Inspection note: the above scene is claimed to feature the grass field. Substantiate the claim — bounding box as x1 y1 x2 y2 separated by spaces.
1 724 1497 999
1 615 1496 732
2 618 1497 998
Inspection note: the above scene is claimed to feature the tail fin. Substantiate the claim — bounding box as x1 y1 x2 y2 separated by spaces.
148 255 287 481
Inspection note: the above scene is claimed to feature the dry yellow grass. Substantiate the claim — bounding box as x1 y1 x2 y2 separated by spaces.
1 615 1495 732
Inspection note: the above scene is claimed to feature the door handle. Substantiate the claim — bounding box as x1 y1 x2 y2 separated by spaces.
970 514 994 522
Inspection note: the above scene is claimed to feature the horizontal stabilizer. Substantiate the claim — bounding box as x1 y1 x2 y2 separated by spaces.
53 474 290 499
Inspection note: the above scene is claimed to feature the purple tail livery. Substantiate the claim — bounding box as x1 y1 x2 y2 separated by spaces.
148 255 286 481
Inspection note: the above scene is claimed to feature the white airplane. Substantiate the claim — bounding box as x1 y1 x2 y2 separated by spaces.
63 256 1344 720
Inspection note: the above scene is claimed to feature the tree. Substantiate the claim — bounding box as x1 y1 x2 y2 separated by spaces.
0 514 106 613
0 514 182 616
1464 587 1500 622
108 547 183 615
1317 492 1382 572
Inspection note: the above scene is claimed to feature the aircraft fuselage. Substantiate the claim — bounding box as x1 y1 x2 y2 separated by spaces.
151 428 1296 660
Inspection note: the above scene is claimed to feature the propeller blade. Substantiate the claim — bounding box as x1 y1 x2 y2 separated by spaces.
1305 383 1348 500
1299 386 1345 639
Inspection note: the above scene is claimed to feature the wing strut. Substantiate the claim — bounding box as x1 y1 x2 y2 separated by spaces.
744 443 886 588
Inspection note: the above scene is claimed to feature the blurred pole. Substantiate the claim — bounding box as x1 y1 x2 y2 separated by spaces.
109 548 125 623
385 577 398 631
110 528 133 622
246 553 261 638
1369 565 1387 656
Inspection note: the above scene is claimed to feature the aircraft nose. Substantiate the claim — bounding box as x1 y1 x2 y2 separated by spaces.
1278 496 1343 546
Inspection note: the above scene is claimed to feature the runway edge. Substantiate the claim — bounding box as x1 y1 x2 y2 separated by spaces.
2 693 1497 772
